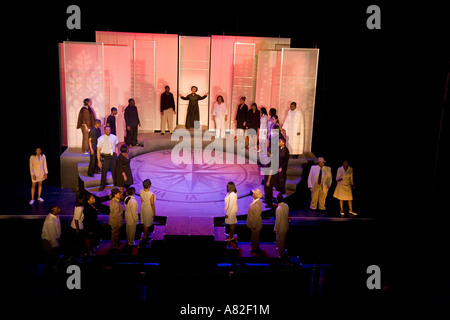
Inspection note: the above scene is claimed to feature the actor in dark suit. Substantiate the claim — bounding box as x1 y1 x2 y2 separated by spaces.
87 119 101 177
124 99 140 146
277 137 290 194
235 96 248 131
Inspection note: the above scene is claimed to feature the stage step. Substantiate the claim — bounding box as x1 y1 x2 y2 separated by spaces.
79 171 114 188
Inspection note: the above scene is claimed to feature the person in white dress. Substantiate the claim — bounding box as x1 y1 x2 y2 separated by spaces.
282 102 305 156
212 95 228 139
333 160 357 216
140 179 155 242
224 181 238 241
307 157 332 211
124 187 139 246
29 147 48 204
259 107 268 154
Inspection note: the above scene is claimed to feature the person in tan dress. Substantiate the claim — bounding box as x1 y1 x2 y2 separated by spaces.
109 188 123 250
333 160 357 216
246 189 263 253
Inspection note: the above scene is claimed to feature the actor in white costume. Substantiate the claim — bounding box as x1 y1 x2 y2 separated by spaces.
29 147 48 204
333 160 357 216
307 157 332 211
282 102 305 155
224 182 238 240
274 194 289 258
212 95 228 139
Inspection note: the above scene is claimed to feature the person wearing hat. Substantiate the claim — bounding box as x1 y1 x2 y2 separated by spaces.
307 157 332 212
246 188 263 253
109 188 123 250
274 194 289 259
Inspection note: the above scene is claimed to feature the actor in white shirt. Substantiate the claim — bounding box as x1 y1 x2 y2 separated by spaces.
41 206 61 269
212 95 228 139
282 102 305 155
97 126 119 191
307 157 332 211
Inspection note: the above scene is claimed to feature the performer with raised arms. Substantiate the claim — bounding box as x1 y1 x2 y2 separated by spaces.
180 86 208 129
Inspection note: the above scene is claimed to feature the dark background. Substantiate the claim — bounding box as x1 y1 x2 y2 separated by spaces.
3 2 449 220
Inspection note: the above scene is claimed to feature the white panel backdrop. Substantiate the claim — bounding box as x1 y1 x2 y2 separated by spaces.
104 44 130 143
63 42 105 148
61 34 318 153
279 48 319 153
178 36 211 127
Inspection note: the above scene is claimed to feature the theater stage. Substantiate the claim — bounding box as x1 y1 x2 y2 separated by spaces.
68 129 316 219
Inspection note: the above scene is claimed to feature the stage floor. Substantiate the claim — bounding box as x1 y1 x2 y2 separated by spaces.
88 148 265 218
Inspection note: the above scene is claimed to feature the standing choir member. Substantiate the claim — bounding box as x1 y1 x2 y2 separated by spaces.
124 98 141 147
259 107 268 154
235 97 248 139
97 126 119 191
41 206 61 271
180 86 208 129
77 98 96 154
70 195 85 257
333 160 357 216
29 147 48 204
283 102 305 156
308 157 332 212
277 137 290 194
106 107 118 136
274 194 289 259
212 95 228 139
116 144 133 196
269 115 284 148
246 189 263 253
224 181 238 241
124 187 139 246
140 179 155 241
160 86 176 135
87 119 101 177
83 194 99 256
109 188 123 250
246 103 260 149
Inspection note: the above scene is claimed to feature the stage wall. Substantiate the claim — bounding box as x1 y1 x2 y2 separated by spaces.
60 32 318 153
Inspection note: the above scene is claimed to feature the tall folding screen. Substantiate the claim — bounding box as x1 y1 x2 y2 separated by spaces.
279 48 319 153
63 42 105 148
255 50 282 112
230 43 255 128
178 36 211 127
104 45 131 142
134 40 156 132
95 32 179 132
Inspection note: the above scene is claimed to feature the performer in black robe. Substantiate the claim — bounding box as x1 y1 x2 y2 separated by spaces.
180 86 208 129
235 97 248 130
